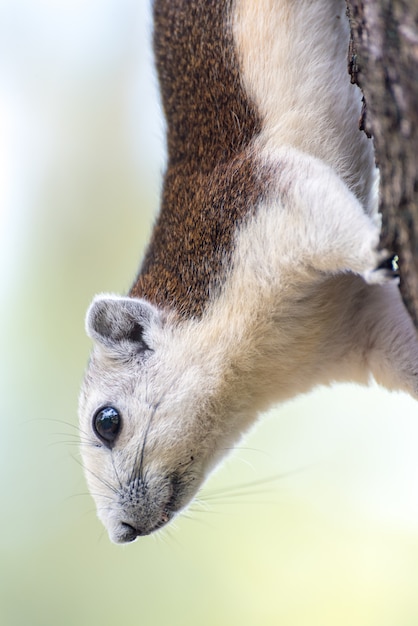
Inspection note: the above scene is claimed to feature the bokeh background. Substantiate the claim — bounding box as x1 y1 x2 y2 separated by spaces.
2 2 418 625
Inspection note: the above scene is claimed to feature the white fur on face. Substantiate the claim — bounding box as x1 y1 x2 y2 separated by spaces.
79 298 249 542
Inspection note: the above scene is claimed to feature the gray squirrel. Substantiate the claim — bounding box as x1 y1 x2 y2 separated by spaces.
79 0 418 543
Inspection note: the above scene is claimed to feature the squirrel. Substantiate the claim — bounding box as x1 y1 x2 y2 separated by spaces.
79 0 418 544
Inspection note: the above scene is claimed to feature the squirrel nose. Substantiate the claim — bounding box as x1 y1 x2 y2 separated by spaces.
119 522 146 542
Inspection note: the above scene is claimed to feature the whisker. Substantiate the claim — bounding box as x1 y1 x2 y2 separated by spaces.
136 376 176 483
127 372 155 486
203 467 308 499
65 491 114 503
137 407 155 482
75 505 101 522
196 495 282 507
72 455 121 496
201 486 276 502
47 435 93 448
26 417 79 430
137 371 152 482
152 525 178 548
179 509 217 527
128 428 144 486
111 454 123 492
95 526 108 547
34 417 93 441
36 417 94 449
197 467 310 508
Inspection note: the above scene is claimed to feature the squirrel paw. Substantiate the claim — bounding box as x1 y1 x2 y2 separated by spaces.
363 253 400 286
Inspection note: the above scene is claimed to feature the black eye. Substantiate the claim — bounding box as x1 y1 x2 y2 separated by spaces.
93 406 121 446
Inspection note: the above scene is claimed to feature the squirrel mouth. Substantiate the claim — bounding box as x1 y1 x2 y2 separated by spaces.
110 476 184 543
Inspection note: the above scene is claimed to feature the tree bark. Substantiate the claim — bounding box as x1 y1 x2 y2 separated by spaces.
345 0 418 326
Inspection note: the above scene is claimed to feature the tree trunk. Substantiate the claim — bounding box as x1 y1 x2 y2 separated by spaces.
345 0 418 326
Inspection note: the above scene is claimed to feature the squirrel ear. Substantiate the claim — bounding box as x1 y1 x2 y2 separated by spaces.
85 295 161 351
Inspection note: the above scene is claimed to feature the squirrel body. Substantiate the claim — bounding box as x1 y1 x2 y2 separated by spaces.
79 0 418 543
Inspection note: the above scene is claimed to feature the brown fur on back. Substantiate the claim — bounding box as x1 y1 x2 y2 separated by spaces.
129 0 263 317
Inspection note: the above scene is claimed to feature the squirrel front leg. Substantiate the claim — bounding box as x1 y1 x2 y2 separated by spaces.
266 147 391 282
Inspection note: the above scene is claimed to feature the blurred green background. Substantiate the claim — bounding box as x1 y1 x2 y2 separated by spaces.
2 2 418 625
